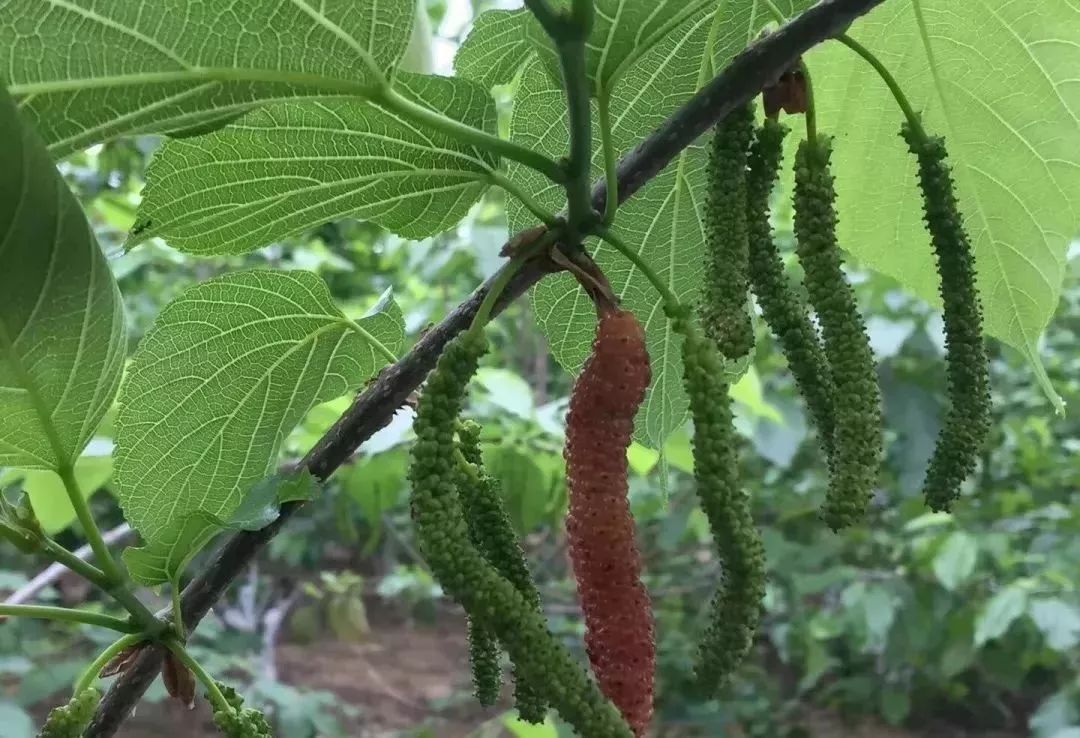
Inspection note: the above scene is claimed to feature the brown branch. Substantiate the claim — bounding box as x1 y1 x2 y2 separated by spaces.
84 0 887 733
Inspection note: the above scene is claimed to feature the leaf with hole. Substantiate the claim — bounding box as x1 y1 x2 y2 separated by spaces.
114 272 403 549
0 87 125 472
131 73 498 255
1 0 416 158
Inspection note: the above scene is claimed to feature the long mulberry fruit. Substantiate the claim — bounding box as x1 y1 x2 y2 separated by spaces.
408 331 633 738
677 317 767 696
457 420 547 721
793 136 883 530
564 308 656 737
901 123 991 511
746 119 836 456
37 688 101 738
701 102 756 360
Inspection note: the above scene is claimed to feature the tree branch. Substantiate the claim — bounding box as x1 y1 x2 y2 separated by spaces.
84 0 886 733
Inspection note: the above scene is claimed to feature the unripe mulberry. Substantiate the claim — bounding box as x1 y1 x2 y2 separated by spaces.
746 120 836 456
901 123 991 511
564 309 656 737
408 332 633 738
676 318 766 696
793 136 883 530
701 103 755 360
37 688 101 738
458 420 547 721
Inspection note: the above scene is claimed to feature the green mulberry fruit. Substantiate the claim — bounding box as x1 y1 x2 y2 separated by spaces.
37 688 101 738
209 682 273 737
901 123 991 511
408 331 632 738
701 102 756 360
746 119 836 456
793 135 883 531
457 420 547 721
676 317 766 696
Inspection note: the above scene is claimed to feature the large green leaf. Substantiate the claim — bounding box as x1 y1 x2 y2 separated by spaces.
510 2 814 447
2 0 416 159
509 9 714 448
454 9 532 90
131 73 498 255
114 272 403 546
0 87 125 471
524 0 715 96
804 0 1080 408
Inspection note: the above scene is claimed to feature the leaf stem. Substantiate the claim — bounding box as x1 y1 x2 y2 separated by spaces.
54 464 168 637
598 92 619 225
523 0 595 239
56 464 125 586
489 171 561 227
37 537 109 588
592 226 685 317
164 638 233 715
468 230 561 337
75 634 145 695
835 34 926 139
372 86 565 184
0 603 137 633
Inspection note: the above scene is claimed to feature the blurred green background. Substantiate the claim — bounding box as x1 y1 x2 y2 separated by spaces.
1 1 1077 736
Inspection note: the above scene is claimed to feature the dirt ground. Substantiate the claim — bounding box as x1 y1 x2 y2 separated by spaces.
94 605 1019 738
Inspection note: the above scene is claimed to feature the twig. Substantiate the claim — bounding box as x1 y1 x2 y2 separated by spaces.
84 1 888 733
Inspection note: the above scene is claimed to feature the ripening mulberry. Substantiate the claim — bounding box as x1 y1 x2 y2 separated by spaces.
746 119 836 456
793 136 883 530
457 420 547 721
37 688 101 738
676 317 766 696
701 102 756 360
564 309 656 737
408 331 633 738
901 123 991 511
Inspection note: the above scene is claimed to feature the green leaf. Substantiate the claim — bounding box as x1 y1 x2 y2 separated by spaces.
932 530 978 591
974 584 1028 646
482 445 552 534
123 511 222 586
131 72 498 255
511 7 715 448
124 469 318 585
343 449 409 522
1028 598 1080 652
455 9 532 89
525 0 714 96
504 712 559 738
227 468 318 530
805 0 1080 409
730 367 782 423
0 87 125 471
114 271 403 548
19 453 113 535
475 367 534 420
512 2 814 447
2 0 416 158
